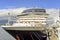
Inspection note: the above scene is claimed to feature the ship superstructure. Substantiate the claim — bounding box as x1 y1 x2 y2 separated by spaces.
1 8 49 30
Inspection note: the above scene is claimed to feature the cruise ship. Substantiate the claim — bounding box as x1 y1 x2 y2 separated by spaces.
1 8 53 40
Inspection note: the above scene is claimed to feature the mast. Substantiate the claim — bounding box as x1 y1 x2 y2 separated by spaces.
7 12 10 25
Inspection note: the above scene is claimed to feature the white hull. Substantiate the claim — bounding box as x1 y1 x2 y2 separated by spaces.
2 26 45 30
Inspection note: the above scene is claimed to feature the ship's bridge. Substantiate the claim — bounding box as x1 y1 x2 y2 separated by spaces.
22 8 46 13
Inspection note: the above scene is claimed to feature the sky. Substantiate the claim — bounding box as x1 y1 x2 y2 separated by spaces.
0 0 60 9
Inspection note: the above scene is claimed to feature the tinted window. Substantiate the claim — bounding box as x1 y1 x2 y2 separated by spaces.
22 8 46 13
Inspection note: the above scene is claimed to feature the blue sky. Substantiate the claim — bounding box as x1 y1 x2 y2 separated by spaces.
0 0 60 9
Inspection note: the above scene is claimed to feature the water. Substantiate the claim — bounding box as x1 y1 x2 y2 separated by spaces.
0 19 8 25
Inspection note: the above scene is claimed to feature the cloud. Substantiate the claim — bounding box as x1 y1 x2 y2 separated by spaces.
0 8 26 17
46 8 59 22
0 8 26 20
